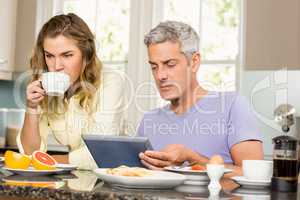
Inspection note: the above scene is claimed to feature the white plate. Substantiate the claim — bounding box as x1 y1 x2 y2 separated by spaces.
94 168 186 189
164 166 233 185
54 164 78 174
55 163 77 170
231 187 271 198
164 166 233 174
231 176 271 188
0 157 4 162
2 167 64 176
175 184 209 194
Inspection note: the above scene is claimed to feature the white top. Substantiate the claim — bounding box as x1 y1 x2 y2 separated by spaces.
17 68 126 170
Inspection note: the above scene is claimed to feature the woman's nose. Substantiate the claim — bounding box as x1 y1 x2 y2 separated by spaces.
54 58 64 72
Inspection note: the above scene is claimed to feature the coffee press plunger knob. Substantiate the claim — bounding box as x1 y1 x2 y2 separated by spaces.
282 125 290 133
274 104 296 133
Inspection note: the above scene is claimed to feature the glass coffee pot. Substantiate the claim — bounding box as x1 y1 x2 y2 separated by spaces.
272 104 298 192
272 135 298 192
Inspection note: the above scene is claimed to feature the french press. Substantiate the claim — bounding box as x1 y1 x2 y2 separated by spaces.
272 104 298 192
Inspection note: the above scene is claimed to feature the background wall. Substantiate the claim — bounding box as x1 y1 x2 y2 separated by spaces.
240 69 300 156
0 80 25 108
241 0 300 156
244 0 300 70
0 81 17 108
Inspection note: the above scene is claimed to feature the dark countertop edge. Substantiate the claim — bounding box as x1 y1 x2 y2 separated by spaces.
0 184 156 200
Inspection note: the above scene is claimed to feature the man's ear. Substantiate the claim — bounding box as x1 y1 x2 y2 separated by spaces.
191 52 201 72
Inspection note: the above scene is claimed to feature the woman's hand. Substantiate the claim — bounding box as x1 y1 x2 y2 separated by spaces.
26 80 45 109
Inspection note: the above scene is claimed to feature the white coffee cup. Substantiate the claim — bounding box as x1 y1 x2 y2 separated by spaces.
242 160 273 181
41 72 70 96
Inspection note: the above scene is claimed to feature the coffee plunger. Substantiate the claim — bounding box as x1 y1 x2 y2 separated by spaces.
272 104 298 192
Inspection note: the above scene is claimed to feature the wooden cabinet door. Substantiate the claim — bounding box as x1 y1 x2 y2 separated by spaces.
0 0 18 73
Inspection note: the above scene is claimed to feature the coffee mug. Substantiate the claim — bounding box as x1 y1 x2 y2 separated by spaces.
41 72 70 96
242 160 273 181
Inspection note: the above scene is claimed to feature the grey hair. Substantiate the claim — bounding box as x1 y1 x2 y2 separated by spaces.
144 21 199 57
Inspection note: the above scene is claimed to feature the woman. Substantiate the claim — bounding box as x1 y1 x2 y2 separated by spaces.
17 13 125 170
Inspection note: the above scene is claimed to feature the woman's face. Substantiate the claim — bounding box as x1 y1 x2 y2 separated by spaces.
43 35 84 84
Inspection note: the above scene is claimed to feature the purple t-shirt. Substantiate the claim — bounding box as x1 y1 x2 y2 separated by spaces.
137 91 262 164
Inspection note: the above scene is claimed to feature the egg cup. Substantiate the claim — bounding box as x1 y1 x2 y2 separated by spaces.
207 164 225 190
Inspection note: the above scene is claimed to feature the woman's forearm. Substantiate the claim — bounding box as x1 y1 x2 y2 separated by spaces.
20 111 42 155
51 154 69 164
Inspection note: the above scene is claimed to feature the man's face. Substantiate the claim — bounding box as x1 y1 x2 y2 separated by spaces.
148 41 198 101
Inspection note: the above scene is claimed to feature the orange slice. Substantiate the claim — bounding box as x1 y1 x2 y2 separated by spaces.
31 151 57 170
4 150 31 169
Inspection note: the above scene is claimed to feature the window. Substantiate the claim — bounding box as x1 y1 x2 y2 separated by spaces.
48 0 241 125
163 0 239 91
53 0 239 90
54 0 130 70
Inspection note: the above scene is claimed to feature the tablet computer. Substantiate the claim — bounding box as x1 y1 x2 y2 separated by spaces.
82 135 153 168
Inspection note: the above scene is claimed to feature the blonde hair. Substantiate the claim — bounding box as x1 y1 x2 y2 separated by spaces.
30 13 101 115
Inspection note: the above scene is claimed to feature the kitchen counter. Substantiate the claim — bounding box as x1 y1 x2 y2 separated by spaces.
0 169 298 200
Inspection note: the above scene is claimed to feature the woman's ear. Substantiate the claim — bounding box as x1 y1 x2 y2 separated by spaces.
191 52 201 72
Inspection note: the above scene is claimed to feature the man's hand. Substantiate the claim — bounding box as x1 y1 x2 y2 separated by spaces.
139 144 194 170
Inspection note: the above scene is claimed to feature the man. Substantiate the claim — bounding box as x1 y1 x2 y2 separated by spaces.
137 21 263 175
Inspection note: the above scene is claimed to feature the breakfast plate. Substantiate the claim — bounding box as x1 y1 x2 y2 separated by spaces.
94 168 186 189
55 163 77 174
2 167 64 176
164 166 233 185
230 176 271 188
164 166 233 174
231 187 271 198
56 163 77 170
174 184 209 193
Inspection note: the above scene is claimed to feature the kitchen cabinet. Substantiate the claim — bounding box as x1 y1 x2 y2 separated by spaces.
14 0 37 73
244 0 300 70
0 0 37 80
0 0 18 80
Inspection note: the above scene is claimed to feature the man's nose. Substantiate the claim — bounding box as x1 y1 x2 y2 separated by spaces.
54 58 64 72
157 67 168 81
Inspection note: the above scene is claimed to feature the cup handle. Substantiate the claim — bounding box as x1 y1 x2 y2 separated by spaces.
38 79 44 89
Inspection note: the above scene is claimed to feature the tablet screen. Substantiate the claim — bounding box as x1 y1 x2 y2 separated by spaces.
82 135 153 168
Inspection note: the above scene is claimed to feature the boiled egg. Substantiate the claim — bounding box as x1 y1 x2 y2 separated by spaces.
208 155 224 165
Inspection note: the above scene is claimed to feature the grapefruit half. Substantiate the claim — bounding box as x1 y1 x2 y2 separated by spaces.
4 150 31 169
31 151 57 170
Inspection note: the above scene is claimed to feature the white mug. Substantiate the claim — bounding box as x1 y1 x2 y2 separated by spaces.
242 160 273 181
41 72 70 96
